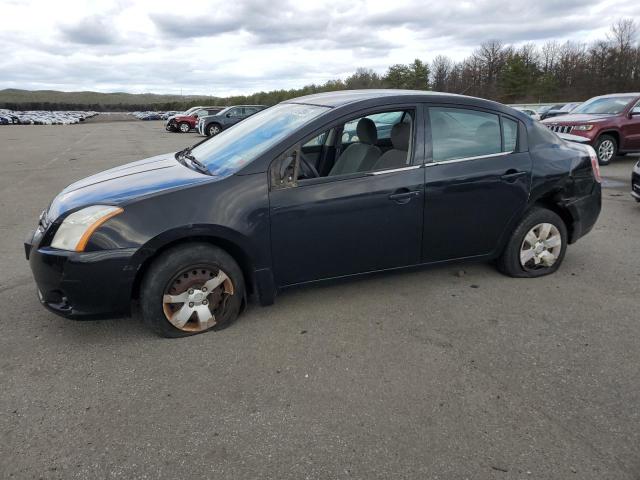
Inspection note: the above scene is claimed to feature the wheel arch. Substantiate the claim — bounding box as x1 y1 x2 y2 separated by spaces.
596 129 620 146
206 121 222 134
130 227 256 303
494 191 577 262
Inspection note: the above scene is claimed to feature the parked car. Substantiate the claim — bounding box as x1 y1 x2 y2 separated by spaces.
542 93 640 164
536 105 557 117
632 159 640 202
515 107 541 121
196 105 267 136
0 109 97 125
158 107 203 128
25 90 601 337
141 112 162 120
540 102 581 120
166 107 224 133
161 111 178 120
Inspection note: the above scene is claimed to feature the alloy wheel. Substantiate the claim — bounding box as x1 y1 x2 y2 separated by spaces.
598 139 615 163
209 125 221 136
519 223 562 270
162 266 234 332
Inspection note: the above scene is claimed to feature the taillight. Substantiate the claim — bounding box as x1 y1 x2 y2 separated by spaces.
585 145 602 183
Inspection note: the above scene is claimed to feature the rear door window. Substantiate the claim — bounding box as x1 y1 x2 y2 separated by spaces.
430 107 502 162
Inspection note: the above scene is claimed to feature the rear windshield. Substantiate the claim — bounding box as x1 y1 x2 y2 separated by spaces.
191 103 329 177
572 96 636 115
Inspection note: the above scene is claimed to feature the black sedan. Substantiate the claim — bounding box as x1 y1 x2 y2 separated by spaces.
25 90 602 337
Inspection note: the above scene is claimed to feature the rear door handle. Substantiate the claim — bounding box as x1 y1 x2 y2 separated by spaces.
388 189 421 203
500 170 528 182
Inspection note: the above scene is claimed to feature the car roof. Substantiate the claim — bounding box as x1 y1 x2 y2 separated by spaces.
284 89 451 107
283 89 526 120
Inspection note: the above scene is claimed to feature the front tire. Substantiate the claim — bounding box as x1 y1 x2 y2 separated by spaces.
497 207 568 278
140 243 244 337
207 123 222 136
178 122 190 133
594 135 617 165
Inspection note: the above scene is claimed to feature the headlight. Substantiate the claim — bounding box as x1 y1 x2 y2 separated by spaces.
51 205 123 251
573 124 594 131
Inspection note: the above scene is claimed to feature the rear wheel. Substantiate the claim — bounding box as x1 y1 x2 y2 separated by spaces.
178 122 190 133
140 244 244 337
594 134 617 165
497 207 568 278
207 123 222 136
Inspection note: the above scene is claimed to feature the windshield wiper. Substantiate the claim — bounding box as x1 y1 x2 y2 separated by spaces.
175 147 210 175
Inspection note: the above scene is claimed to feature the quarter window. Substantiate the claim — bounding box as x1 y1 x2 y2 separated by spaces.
430 107 502 162
502 117 518 152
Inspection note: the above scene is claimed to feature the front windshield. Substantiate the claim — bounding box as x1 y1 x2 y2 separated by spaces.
190 103 329 176
572 96 635 115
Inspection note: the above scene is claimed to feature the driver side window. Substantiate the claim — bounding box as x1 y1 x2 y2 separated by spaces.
291 109 415 184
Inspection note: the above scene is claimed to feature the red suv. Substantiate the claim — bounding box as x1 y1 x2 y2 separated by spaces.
166 107 224 133
542 93 640 164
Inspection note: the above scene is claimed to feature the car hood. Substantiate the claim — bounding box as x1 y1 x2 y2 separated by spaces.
47 152 213 221
200 114 221 121
542 113 614 124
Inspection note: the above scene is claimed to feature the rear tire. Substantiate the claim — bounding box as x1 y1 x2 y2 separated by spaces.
497 207 568 278
140 243 244 338
594 134 617 165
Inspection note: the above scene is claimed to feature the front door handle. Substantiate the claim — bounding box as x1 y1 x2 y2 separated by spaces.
500 170 528 182
388 189 421 204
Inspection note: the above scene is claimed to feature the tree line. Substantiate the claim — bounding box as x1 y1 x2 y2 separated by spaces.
2 19 638 112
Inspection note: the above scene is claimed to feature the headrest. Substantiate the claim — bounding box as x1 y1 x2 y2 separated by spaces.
391 122 410 151
356 118 377 145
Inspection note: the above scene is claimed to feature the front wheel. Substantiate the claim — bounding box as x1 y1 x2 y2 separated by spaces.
594 135 617 165
140 244 244 337
497 207 568 278
178 122 191 133
207 123 222 136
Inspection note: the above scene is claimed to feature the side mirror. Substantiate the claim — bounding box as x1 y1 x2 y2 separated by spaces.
226 113 231 118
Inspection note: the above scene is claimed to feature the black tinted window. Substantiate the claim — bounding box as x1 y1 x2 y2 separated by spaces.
430 107 501 161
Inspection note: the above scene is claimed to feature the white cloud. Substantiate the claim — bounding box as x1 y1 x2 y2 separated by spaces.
0 0 638 96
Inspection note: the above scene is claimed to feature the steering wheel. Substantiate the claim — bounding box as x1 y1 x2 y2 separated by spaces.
298 152 319 179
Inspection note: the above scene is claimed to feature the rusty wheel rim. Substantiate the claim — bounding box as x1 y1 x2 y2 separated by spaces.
162 265 234 332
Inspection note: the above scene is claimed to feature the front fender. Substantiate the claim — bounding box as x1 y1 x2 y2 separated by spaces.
128 224 257 271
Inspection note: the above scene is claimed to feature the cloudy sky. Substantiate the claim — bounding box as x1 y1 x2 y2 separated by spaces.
1 0 638 96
